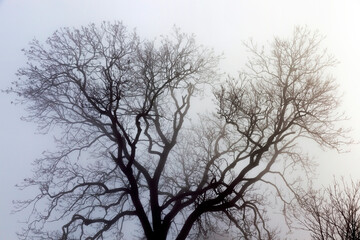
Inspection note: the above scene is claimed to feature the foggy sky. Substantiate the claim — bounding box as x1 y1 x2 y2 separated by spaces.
1 0 360 239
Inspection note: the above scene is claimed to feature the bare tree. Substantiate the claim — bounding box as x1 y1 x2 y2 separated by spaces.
299 178 360 240
9 23 346 240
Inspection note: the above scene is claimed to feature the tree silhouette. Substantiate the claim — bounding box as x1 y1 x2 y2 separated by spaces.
299 178 360 240
9 23 347 239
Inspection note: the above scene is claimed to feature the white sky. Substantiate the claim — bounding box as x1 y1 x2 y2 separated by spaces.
1 0 360 239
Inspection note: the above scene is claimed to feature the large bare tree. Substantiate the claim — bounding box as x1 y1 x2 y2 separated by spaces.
9 23 346 239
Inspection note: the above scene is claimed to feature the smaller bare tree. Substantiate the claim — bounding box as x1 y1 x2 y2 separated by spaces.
299 178 360 240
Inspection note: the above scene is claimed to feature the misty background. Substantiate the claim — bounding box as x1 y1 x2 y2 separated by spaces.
1 0 360 239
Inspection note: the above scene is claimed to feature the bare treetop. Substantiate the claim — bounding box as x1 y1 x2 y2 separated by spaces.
300 178 360 240
9 23 348 240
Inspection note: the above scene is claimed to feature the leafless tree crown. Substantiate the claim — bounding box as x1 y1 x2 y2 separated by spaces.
300 178 360 240
9 23 347 240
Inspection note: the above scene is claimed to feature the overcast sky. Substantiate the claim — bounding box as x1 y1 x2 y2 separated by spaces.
1 0 360 239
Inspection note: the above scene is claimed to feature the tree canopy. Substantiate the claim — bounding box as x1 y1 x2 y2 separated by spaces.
9 22 347 240
300 178 360 240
